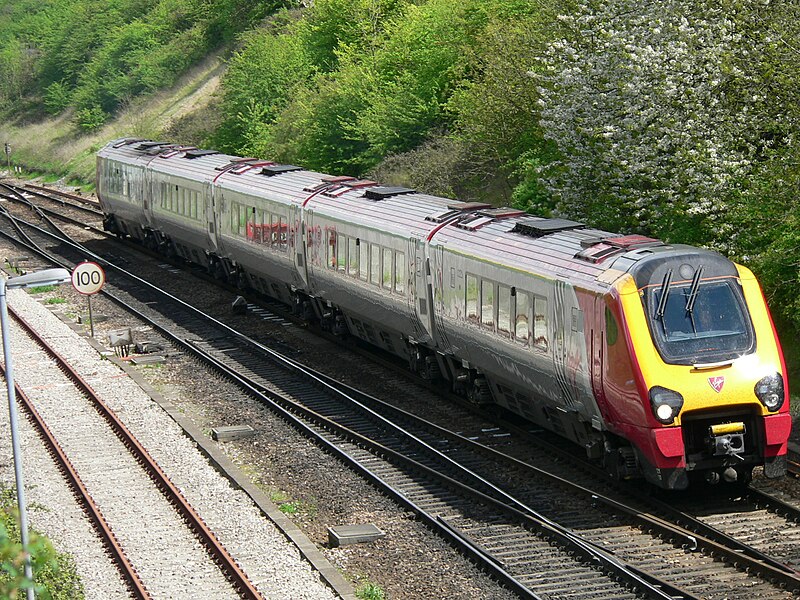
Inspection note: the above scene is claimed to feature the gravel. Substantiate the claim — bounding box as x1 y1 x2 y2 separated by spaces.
0 284 340 600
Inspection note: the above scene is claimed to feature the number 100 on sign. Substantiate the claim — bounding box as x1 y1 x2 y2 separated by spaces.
71 262 106 295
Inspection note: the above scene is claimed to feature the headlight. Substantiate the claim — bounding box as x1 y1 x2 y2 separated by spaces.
649 386 684 424
754 373 784 411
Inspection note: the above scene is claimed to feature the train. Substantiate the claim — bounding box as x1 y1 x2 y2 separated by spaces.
96 138 791 490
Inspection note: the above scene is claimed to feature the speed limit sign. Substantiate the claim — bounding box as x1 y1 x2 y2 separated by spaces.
71 261 106 295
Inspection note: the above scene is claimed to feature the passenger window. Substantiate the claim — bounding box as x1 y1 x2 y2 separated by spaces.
466 274 479 322
515 292 530 345
359 241 369 281
236 206 242 234
337 235 346 272
481 280 495 328
498 285 511 336
279 216 288 251
270 213 280 246
246 208 256 241
254 210 263 243
395 252 405 293
382 248 393 289
348 237 359 276
370 244 381 285
327 231 337 269
534 295 549 351
261 210 270 243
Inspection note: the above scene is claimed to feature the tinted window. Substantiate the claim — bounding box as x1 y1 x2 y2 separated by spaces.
481 280 495 328
648 279 754 364
395 252 405 293
515 292 530 344
533 296 548 351
466 274 478 322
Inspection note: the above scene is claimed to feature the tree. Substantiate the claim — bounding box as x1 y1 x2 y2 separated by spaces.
535 0 764 242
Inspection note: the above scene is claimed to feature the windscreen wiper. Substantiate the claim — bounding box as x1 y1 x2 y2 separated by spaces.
655 268 673 320
685 265 704 314
684 265 704 334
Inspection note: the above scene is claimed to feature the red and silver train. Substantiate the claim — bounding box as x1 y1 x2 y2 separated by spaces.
97 138 791 489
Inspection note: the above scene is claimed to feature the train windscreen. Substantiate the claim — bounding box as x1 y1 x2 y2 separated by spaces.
647 279 755 364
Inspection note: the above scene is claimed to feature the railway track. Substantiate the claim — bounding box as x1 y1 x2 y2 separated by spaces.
0 303 261 599
0 192 659 598
3 186 800 598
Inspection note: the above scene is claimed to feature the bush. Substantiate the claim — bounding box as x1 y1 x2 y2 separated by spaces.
75 106 107 132
43 82 72 116
0 487 84 599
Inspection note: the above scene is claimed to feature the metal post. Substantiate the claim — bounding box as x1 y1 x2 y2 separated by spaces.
87 295 94 338
0 282 35 600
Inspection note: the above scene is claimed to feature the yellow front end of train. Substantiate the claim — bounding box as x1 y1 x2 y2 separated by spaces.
612 264 790 488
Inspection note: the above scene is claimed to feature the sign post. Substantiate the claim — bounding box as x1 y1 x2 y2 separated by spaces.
71 262 106 337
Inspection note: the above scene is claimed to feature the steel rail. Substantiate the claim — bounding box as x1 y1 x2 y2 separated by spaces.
23 195 800 590
0 207 689 598
0 355 151 599
5 305 264 600
299 362 800 590
22 183 102 212
8 201 799 597
0 183 103 240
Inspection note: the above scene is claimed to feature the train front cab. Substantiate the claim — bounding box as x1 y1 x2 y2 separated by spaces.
605 260 790 490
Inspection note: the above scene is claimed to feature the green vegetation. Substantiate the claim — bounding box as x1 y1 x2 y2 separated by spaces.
26 285 57 294
0 0 798 382
0 487 84 599
355 581 386 600
0 0 287 130
269 489 317 517
43 297 67 305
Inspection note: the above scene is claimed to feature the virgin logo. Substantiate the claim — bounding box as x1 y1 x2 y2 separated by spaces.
708 376 725 393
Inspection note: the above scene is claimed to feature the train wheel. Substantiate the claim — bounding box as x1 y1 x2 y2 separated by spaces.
424 356 442 382
726 465 753 487
468 378 492 405
604 446 638 481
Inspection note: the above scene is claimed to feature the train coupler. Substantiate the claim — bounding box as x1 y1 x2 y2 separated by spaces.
707 422 746 460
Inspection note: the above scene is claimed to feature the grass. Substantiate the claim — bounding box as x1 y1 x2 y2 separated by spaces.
0 52 224 186
268 489 317 517
355 581 386 600
44 297 67 305
270 490 299 515
26 285 57 293
278 501 299 515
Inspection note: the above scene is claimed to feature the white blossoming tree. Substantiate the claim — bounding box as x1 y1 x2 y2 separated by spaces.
536 0 777 244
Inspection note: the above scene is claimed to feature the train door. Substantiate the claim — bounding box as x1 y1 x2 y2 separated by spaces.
591 295 607 414
137 165 152 228
430 244 452 352
303 209 316 291
553 280 605 429
408 237 434 345
294 204 309 289
552 278 584 412
205 181 219 254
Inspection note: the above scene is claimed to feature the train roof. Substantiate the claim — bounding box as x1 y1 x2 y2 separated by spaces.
99 139 734 291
